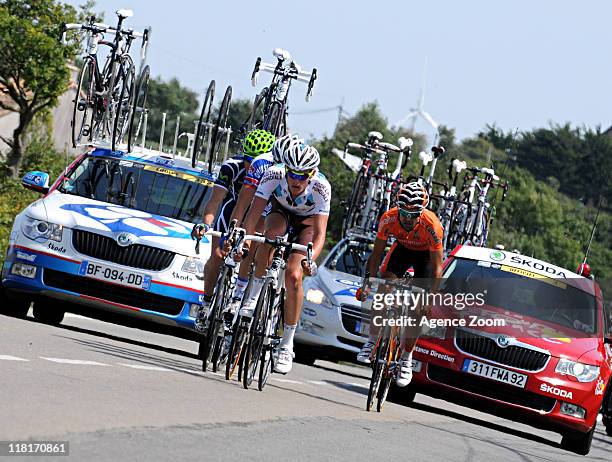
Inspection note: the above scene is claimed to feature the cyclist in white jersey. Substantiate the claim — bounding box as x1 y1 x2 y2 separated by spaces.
237 138 331 374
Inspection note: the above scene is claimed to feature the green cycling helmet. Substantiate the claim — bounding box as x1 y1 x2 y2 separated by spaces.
242 129 275 160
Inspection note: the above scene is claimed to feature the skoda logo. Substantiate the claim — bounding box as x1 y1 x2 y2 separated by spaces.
489 250 506 261
116 232 137 247
496 336 511 348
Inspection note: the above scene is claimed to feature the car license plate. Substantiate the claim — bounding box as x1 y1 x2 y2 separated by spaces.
78 261 151 290
462 359 527 388
355 320 370 336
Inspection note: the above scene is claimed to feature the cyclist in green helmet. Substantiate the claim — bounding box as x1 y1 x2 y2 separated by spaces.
192 129 275 333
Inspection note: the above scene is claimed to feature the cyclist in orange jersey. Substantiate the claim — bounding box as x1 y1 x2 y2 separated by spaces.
356 182 444 387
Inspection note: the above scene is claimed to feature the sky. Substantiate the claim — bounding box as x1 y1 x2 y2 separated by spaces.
66 0 612 143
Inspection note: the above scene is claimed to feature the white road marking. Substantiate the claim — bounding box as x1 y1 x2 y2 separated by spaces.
0 355 29 362
348 382 369 389
40 357 111 366
64 313 92 320
307 380 327 386
118 363 171 371
177 368 206 376
271 378 304 384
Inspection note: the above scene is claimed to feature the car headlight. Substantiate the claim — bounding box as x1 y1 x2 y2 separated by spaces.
555 358 600 383
305 281 331 307
423 325 447 339
182 257 204 274
21 217 63 242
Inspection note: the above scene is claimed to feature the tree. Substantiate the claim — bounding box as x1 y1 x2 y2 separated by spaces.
0 0 78 178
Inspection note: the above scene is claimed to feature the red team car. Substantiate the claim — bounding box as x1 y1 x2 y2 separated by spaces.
404 245 612 455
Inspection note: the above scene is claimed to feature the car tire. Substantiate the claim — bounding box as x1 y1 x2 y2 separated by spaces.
388 382 417 405
604 416 612 437
294 344 317 366
0 286 31 318
32 300 65 325
560 425 595 455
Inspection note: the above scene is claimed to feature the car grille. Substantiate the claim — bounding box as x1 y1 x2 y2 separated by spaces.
427 364 556 413
455 329 549 371
44 269 184 316
340 304 370 337
72 230 175 271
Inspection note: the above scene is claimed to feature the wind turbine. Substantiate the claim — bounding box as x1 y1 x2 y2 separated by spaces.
394 59 439 138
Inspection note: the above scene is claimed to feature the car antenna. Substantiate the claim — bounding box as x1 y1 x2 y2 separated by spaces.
578 196 604 277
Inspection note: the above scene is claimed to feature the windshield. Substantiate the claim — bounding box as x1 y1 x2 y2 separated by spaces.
325 239 373 277
58 156 214 224
441 257 598 334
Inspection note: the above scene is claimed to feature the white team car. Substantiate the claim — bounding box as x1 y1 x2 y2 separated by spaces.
295 233 374 364
1 147 215 328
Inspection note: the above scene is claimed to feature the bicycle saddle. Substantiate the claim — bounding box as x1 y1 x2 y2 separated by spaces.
367 131 383 142
116 9 133 18
273 48 292 62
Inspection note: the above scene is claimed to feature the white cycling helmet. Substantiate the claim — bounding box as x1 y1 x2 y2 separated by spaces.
282 142 320 171
397 182 429 214
272 133 303 164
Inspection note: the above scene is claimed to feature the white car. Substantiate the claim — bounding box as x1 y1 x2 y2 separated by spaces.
295 233 374 364
1 147 215 328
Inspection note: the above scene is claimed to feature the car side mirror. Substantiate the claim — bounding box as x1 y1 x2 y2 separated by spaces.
21 171 50 194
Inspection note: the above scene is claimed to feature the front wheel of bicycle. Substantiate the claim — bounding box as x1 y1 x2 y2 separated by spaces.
201 267 230 372
366 335 388 412
208 85 232 173
192 80 215 168
127 65 151 153
243 281 273 390
72 57 96 148
225 316 248 381
258 289 283 391
377 339 401 412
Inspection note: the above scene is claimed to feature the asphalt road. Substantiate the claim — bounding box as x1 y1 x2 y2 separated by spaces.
1 309 611 462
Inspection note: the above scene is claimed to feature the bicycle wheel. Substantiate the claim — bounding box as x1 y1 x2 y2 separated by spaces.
72 57 96 147
366 335 388 412
377 339 401 412
243 281 273 389
192 80 215 168
201 267 231 372
127 65 151 153
247 88 267 131
225 317 248 381
111 55 136 151
258 289 284 391
342 173 366 235
263 101 284 137
208 85 232 173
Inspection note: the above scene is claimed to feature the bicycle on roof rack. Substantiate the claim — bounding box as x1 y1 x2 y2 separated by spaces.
239 48 317 139
61 9 151 151
191 81 233 173
446 166 508 250
341 132 413 236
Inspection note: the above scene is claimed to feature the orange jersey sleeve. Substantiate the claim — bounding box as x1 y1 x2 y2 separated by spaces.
420 209 444 251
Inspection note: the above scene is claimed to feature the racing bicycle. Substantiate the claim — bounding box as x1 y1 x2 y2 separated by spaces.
243 48 317 137
192 221 245 372
363 277 424 412
341 133 412 236
191 81 233 173
62 10 150 150
242 236 313 391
